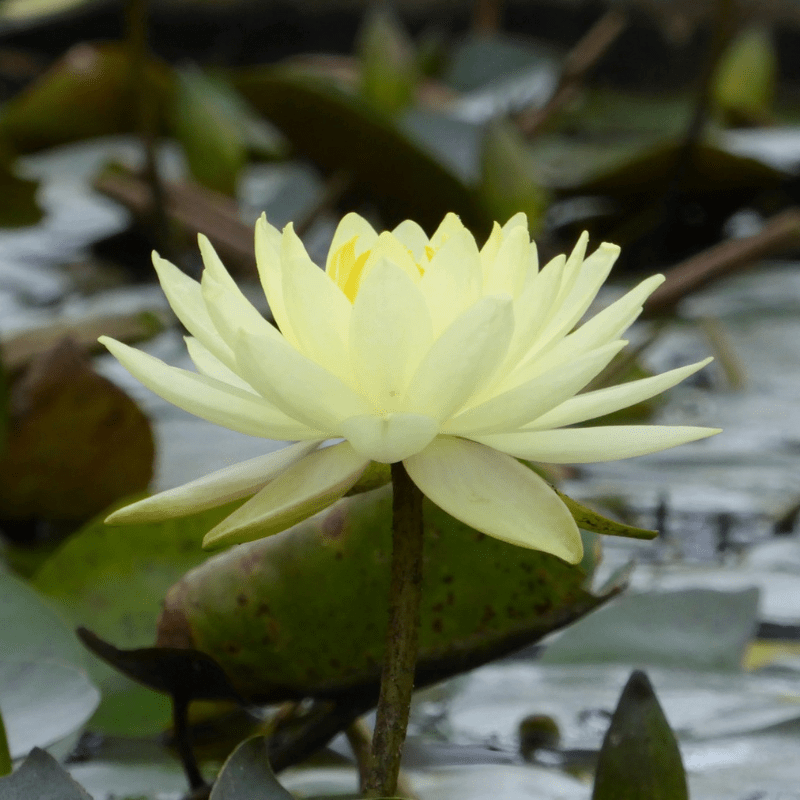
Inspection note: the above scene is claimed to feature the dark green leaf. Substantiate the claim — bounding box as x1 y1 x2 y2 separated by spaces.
0 747 91 800
556 490 657 540
232 66 491 235
358 6 418 117
0 154 42 228
592 670 688 800
209 736 293 800
0 708 10 778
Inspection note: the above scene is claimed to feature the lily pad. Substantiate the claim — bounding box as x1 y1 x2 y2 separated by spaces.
156 486 616 702
0 338 154 522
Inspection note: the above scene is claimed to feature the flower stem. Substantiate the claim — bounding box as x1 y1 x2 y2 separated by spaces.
363 462 424 798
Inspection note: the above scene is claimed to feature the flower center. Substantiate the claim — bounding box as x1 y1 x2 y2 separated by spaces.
328 236 434 302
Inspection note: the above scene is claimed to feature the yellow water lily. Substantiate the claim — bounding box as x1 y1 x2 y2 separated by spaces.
100 212 718 562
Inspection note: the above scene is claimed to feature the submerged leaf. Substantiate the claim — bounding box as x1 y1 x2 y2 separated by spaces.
592 670 688 800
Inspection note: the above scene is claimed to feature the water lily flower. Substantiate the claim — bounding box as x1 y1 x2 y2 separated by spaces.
100 212 718 563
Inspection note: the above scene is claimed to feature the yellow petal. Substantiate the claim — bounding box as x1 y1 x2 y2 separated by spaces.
402 295 514 421
202 443 369 549
475 425 722 463
404 436 582 562
341 413 438 463
349 257 432 410
106 441 322 524
184 336 256 392
99 336 320 440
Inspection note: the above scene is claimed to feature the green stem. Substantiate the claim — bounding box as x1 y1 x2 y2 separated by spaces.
363 462 424 797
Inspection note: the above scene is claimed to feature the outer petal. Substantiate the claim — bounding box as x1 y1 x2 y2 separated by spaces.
474 425 722 463
401 295 514 422
184 336 256 392
234 322 372 432
105 440 322 524
280 224 353 382
255 214 301 350
445 340 626 435
404 437 582 562
340 413 438 463
484 224 529 298
99 336 321 440
202 443 370 549
527 358 713 430
349 258 433 411
151 252 235 370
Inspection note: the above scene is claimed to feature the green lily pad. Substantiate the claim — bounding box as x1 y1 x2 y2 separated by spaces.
156 486 616 702
33 501 241 735
232 65 491 235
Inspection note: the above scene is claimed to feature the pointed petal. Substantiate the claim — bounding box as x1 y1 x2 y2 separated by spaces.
484 224 529 297
402 295 514 421
234 320 372 432
99 336 321 440
106 441 322 524
255 214 301 350
202 443 370 549
446 340 626 435
361 231 421 286
151 252 236 369
325 212 379 275
474 425 722 463
419 227 482 337
528 358 714 430
184 336 256 392
280 224 353 381
502 211 528 234
392 218 430 261
341 413 438 463
479 221 503 280
404 437 582 562
430 212 467 250
349 258 433 409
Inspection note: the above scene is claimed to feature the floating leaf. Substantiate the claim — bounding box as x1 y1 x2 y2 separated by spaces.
480 119 549 233
209 736 293 800
232 65 491 235
358 5 418 117
0 338 154 522
592 670 688 800
0 747 92 800
540 588 759 670
0 42 172 154
33 500 242 735
713 26 777 126
156 486 616 702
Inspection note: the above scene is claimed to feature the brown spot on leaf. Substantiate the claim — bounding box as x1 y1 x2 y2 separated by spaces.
432 618 443 633
236 594 248 607
322 505 347 540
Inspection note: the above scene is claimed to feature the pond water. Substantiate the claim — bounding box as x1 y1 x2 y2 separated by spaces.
3 136 800 799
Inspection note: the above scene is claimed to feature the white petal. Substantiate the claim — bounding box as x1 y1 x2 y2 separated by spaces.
202 442 370 549
151 252 236 369
430 212 467 250
234 323 372 432
528 358 714 430
255 214 301 350
392 219 430 261
479 221 502 279
554 231 589 304
280 226 353 381
419 227 482 337
341 413 438 463
184 336 256 392
474 425 722 463
402 295 514 421
404 437 582 562
446 340 626 435
349 258 433 410
99 336 320 440
502 211 528 234
484 224 529 297
106 441 322 524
